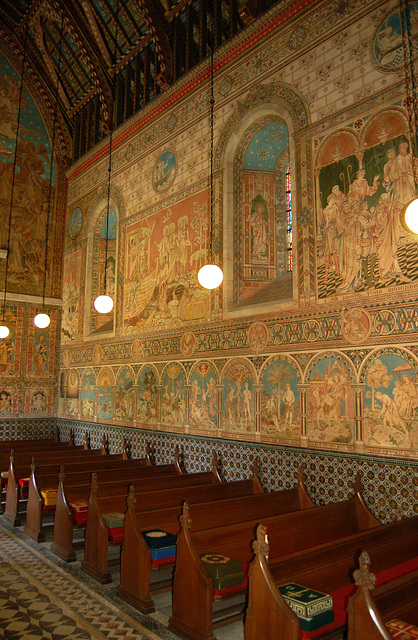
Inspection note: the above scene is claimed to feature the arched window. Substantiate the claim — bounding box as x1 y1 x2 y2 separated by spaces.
232 117 293 309
87 203 117 337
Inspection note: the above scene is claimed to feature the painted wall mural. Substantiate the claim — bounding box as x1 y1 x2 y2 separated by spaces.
316 111 418 299
0 53 58 297
234 117 292 306
124 191 212 332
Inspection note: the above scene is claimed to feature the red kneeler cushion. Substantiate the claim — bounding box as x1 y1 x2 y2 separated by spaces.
69 499 89 526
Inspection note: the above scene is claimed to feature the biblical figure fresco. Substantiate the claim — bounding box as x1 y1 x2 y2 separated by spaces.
363 352 418 450
189 362 218 429
317 113 418 299
137 365 158 424
260 357 300 439
80 369 94 419
96 368 114 420
161 363 186 426
307 357 355 444
221 360 255 432
124 192 211 332
0 54 57 297
62 250 82 341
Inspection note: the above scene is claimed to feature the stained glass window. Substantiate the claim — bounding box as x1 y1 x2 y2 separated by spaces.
286 166 292 270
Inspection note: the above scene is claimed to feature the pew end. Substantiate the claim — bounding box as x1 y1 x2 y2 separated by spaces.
245 524 300 640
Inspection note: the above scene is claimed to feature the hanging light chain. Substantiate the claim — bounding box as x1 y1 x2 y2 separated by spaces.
400 0 418 191
209 32 215 265
1 28 29 327
103 6 119 299
42 3 66 309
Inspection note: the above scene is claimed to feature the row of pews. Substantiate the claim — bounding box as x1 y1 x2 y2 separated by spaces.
0 432 416 640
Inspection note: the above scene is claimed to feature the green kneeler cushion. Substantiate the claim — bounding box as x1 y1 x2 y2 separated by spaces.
102 512 125 542
200 553 246 593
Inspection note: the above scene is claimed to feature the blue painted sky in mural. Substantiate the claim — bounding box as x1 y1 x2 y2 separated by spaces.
0 53 55 183
100 208 117 239
244 122 289 171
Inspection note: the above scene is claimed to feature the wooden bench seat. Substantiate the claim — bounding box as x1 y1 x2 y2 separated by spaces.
3 438 117 526
51 448 185 559
81 457 259 584
24 444 156 542
168 474 381 640
0 429 85 499
346 551 418 640
117 464 313 614
244 516 418 640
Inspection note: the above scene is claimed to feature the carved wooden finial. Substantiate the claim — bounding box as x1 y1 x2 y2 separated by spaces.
91 472 98 493
252 523 269 558
146 441 151 457
84 432 90 449
10 448 15 463
30 456 36 474
252 457 260 478
174 445 179 463
353 551 376 590
101 435 108 454
298 462 306 481
69 429 75 446
54 426 60 442
212 450 218 468
354 470 364 495
59 465 65 483
179 501 192 530
127 484 136 508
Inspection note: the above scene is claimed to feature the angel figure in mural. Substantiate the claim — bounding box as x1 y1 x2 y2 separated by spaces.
225 383 238 426
204 376 217 420
393 374 418 420
250 203 269 262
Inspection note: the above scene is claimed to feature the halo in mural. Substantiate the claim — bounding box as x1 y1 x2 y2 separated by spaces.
341 308 371 344
69 208 83 239
153 151 176 193
372 4 418 72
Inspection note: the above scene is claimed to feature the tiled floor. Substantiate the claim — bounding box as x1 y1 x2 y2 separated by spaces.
0 515 344 640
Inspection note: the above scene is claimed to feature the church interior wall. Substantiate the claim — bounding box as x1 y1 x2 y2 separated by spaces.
0 0 417 512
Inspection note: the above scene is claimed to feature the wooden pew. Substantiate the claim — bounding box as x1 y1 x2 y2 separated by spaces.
51 447 184 560
244 517 418 640
3 437 113 526
23 441 155 542
81 456 257 584
0 429 84 500
346 551 418 640
168 474 381 640
117 464 313 614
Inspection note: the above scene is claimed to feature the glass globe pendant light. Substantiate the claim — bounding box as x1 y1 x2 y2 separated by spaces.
197 23 223 290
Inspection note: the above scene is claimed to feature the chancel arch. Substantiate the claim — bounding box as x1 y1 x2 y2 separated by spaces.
218 82 310 317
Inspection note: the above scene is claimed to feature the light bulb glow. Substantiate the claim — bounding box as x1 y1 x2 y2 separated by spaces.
94 295 114 314
197 264 223 290
34 313 50 329
0 325 9 339
403 198 418 234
